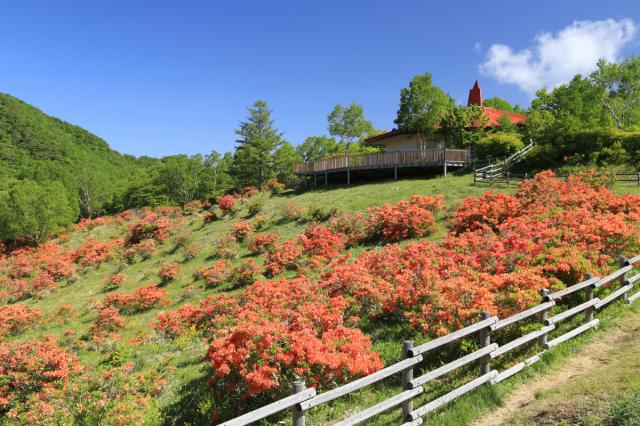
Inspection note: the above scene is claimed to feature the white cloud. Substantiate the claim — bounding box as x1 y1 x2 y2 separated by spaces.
479 18 637 93
473 42 482 53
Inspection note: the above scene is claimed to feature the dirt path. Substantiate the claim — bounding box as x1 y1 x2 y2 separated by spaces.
473 313 640 426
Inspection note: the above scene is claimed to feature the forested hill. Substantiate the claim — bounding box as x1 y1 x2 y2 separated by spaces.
0 93 157 243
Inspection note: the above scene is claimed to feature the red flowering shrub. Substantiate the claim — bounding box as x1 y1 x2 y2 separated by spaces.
298 224 346 261
328 212 367 247
154 294 239 338
71 239 122 267
91 306 125 337
104 273 127 290
126 212 172 245
56 304 77 324
266 179 285 195
366 195 441 243
230 220 254 241
217 194 236 213
247 232 279 254
449 192 521 234
0 304 42 337
0 336 82 419
158 262 180 283
213 235 238 259
103 285 170 313
203 278 382 416
201 260 231 287
263 239 304 276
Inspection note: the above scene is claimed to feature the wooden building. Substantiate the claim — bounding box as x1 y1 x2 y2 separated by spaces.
294 81 527 186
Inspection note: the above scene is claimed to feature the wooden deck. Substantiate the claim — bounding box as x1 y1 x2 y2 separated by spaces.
294 148 470 175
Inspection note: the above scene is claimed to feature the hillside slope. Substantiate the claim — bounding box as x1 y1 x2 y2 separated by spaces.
0 93 154 215
2 174 640 425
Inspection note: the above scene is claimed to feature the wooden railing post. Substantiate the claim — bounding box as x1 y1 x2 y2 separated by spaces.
585 273 595 323
401 340 414 421
479 311 492 375
292 380 306 426
539 289 550 348
620 256 630 301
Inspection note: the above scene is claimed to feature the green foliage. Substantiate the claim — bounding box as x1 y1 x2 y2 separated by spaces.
591 55 640 130
327 103 373 152
296 136 338 162
273 142 302 187
483 96 525 113
440 105 487 148
232 100 284 190
0 179 75 244
155 154 214 206
606 385 640 425
474 132 524 159
395 73 455 145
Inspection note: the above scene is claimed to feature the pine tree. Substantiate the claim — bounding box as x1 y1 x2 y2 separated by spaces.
232 101 284 190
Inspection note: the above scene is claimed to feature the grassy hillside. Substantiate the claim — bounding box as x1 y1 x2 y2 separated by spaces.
2 174 640 425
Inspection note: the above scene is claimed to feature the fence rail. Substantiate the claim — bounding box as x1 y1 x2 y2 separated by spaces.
219 255 640 426
293 148 470 175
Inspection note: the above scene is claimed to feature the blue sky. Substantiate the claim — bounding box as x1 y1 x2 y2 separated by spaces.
1 1 639 157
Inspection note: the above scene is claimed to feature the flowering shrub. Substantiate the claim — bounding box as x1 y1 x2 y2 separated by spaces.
298 224 346 261
217 194 236 213
204 278 382 417
263 239 304 276
201 260 231 287
247 233 279 254
328 212 367 247
266 179 285 195
56 304 77 324
0 304 42 337
366 195 442 243
104 272 127 290
0 336 82 420
71 239 122 267
103 285 170 313
158 262 180 283
126 212 172 245
91 306 125 338
279 201 303 222
230 220 254 241
213 235 239 260
449 192 521 234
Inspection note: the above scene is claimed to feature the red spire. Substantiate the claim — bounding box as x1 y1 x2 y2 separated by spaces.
467 80 483 106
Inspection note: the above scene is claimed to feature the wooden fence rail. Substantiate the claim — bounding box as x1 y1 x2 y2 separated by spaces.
219 255 640 426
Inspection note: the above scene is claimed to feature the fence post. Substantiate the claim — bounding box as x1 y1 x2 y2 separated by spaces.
585 273 595 323
539 288 550 348
620 256 630 301
479 311 492 375
292 380 306 426
401 340 414 421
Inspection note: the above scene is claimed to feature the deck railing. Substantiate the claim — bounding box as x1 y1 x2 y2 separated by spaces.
294 148 470 175
219 255 640 426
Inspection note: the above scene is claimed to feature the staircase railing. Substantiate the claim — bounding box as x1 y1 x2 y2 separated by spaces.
474 140 535 184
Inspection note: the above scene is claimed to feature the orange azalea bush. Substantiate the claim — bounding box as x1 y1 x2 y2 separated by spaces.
366 195 442 243
0 336 83 421
247 232 278 254
217 194 236 213
158 262 180 283
201 260 231 287
230 220 254 241
103 285 170 313
0 304 42 337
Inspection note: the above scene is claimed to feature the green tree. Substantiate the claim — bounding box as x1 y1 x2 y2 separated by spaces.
591 56 640 130
475 132 524 160
155 155 210 206
232 100 284 190
440 105 487 148
395 73 455 148
483 97 525 114
327 103 373 154
75 164 111 218
273 141 302 186
0 180 75 244
296 136 338 162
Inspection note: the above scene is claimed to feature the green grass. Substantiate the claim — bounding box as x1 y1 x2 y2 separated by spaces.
9 173 640 425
